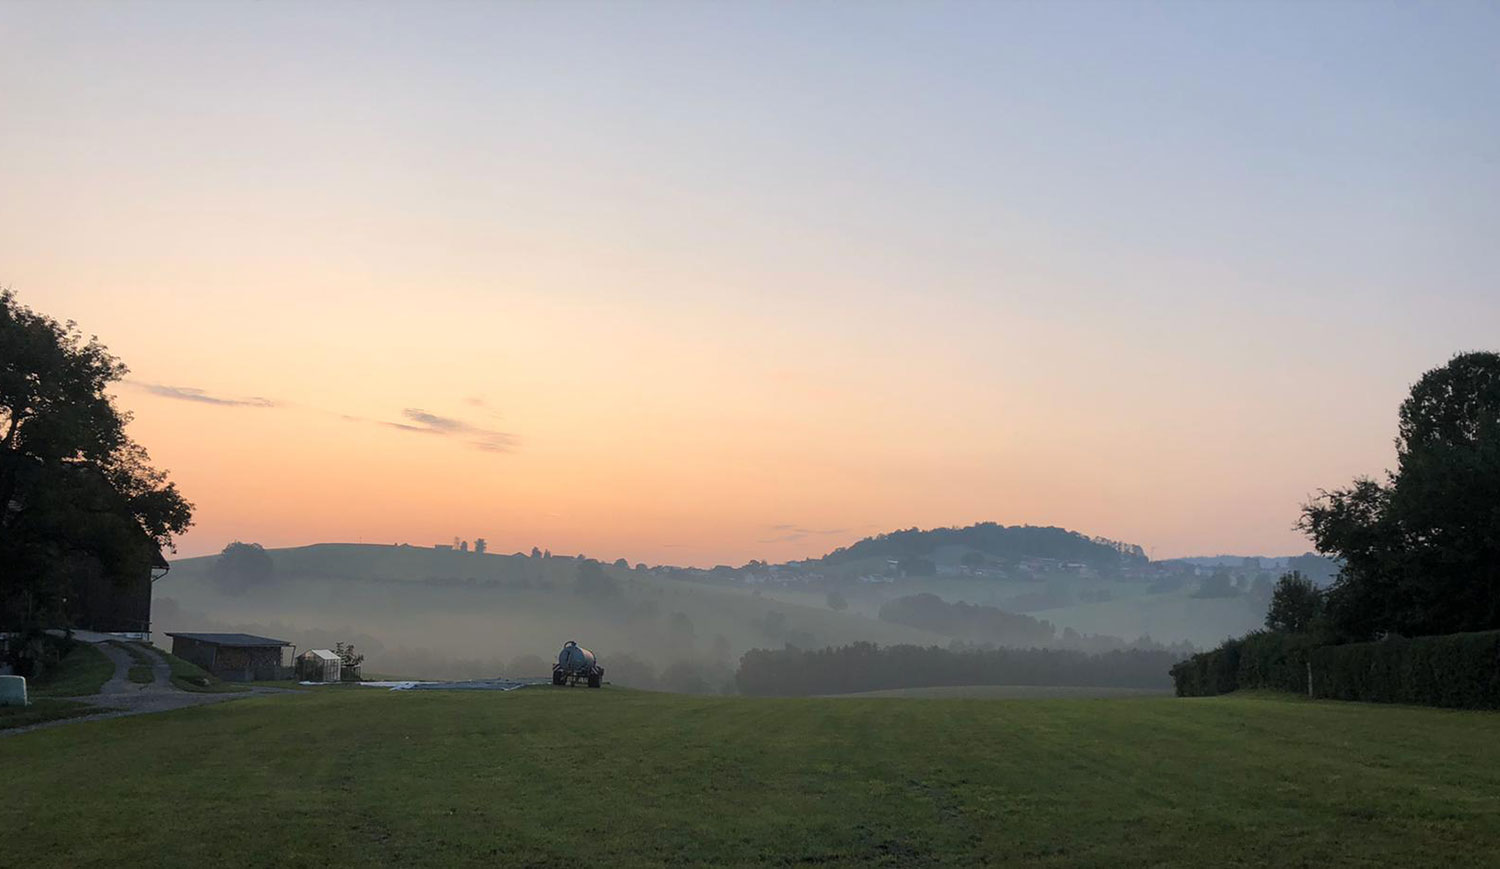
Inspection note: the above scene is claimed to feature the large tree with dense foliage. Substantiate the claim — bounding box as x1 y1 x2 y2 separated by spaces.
0 289 192 645
1300 352 1500 640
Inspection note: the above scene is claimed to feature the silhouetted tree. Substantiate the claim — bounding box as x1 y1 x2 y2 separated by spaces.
213 542 274 595
0 290 192 652
474 538 486 555
1301 352 1500 639
1264 572 1323 633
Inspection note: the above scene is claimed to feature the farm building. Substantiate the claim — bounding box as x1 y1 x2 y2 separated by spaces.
65 547 169 640
167 632 293 682
296 649 341 683
0 461 171 641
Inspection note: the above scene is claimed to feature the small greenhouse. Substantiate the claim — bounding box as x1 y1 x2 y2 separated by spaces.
296 649 342 683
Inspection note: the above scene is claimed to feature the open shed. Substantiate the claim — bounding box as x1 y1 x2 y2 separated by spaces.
296 649 342 683
167 632 292 682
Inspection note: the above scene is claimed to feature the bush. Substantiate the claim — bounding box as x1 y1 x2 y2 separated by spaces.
1169 639 1242 697
1310 631 1500 709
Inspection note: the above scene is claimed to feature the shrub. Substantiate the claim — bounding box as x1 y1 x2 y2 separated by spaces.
1170 639 1242 697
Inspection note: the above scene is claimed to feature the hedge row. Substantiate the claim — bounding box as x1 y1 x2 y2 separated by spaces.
1169 631 1316 698
1309 631 1500 709
1171 629 1500 709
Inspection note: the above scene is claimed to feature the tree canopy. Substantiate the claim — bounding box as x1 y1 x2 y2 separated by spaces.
1301 352 1500 640
0 289 192 636
1264 572 1323 634
213 542 275 595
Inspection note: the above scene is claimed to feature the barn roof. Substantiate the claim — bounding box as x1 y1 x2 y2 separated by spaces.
166 632 291 647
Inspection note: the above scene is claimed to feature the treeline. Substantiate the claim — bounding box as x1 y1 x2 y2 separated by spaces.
878 593 1056 646
735 642 1181 696
819 523 1146 569
878 593 1197 656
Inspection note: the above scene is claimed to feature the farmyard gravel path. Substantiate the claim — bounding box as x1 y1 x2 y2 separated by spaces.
2 641 297 738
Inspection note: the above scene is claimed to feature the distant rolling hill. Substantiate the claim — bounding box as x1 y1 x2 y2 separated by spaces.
158 543 952 685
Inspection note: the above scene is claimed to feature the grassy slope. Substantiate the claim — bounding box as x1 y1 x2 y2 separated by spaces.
149 645 248 693
28 641 113 698
0 698 107 731
4 690 1498 866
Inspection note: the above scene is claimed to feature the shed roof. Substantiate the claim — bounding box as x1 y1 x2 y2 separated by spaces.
166 632 291 647
302 649 340 661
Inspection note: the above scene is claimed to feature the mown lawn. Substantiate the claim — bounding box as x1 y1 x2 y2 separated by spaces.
2 690 1498 867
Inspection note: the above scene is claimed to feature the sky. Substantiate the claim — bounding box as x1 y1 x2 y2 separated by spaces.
2 1 1498 566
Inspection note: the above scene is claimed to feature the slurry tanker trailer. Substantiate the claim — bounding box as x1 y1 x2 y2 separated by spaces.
552 640 604 687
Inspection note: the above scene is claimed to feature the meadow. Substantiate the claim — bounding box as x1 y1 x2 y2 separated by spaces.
3 688 1497 867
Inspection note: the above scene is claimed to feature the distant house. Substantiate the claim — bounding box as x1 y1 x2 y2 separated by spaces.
167 633 293 681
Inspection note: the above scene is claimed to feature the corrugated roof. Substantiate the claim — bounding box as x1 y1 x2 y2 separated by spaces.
166 632 291 647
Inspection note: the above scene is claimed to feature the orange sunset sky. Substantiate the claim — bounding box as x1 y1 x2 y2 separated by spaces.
4 3 1498 565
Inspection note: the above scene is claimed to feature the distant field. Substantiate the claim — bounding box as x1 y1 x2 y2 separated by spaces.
4 689 1498 866
823 684 1173 699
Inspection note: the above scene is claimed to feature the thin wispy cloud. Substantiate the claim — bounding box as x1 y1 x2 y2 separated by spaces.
133 382 277 408
759 524 858 544
386 408 518 453
135 381 517 454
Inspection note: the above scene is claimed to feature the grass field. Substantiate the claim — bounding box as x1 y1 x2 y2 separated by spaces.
3 689 1498 866
823 684 1174 699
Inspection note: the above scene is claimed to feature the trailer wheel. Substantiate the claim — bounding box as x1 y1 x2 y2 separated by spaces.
552 670 565 686
587 673 601 688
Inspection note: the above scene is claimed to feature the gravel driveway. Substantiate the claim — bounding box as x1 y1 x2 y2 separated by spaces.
2 641 296 738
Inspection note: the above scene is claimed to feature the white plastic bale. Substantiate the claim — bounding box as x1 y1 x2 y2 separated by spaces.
0 675 27 707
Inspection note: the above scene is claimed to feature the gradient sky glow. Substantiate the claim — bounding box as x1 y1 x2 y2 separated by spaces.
3 1 1498 565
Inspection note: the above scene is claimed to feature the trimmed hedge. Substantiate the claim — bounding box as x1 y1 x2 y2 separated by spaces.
1169 639 1241 697
1170 631 1314 697
1310 631 1500 709
1172 629 1500 710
